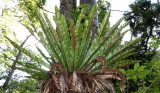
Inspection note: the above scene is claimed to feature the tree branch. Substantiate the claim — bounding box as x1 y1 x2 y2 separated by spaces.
2 34 31 89
144 75 160 93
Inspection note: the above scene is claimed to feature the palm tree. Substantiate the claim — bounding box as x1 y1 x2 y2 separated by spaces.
5 6 141 93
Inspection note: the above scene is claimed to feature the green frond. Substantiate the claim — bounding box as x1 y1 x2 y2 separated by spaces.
115 60 142 68
106 37 142 62
53 6 72 70
43 12 66 64
108 52 137 68
75 6 89 40
108 48 136 63
104 30 129 55
83 18 129 69
36 10 62 65
76 6 99 70
96 9 111 41
14 60 46 72
70 19 77 71
36 46 52 65
43 13 59 44
109 16 125 33
22 22 58 64
11 65 47 80
75 6 90 69
82 30 128 70
22 24 35 36
4 36 50 69
37 31 57 62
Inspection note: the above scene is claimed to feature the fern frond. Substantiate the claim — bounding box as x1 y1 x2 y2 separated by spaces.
77 6 98 70
11 66 47 80
14 60 45 72
106 37 142 62
108 48 136 63
22 24 35 36
84 18 128 69
70 19 77 51
36 10 63 65
43 13 59 44
36 46 52 65
23 23 57 63
115 60 142 68
70 19 77 70
96 9 111 41
75 7 90 68
4 36 50 68
108 52 137 68
53 7 72 70
104 30 129 55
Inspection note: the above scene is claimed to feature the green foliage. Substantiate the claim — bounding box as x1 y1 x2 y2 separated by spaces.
71 4 89 24
118 36 160 92
120 63 149 81
97 0 111 22
0 79 40 93
17 0 46 25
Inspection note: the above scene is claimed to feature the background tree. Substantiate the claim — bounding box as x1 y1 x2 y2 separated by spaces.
60 0 76 20
124 0 160 62
123 0 160 92
80 0 99 41
97 0 111 23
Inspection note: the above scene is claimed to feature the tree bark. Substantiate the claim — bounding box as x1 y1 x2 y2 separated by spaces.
2 35 31 89
80 0 99 42
60 0 77 20
59 0 98 41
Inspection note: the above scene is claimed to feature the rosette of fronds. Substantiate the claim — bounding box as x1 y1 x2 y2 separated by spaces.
5 6 141 92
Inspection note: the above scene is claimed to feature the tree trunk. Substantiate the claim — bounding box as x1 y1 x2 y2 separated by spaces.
2 35 31 89
80 0 99 42
60 0 77 20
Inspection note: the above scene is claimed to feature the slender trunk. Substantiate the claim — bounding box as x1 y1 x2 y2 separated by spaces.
2 35 31 89
60 0 77 20
80 0 99 42
130 31 133 41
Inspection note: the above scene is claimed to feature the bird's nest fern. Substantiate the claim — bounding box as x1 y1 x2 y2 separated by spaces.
5 5 142 93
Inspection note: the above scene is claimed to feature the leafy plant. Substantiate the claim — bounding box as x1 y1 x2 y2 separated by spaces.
0 79 40 93
5 6 141 92
119 36 160 92
120 63 149 81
